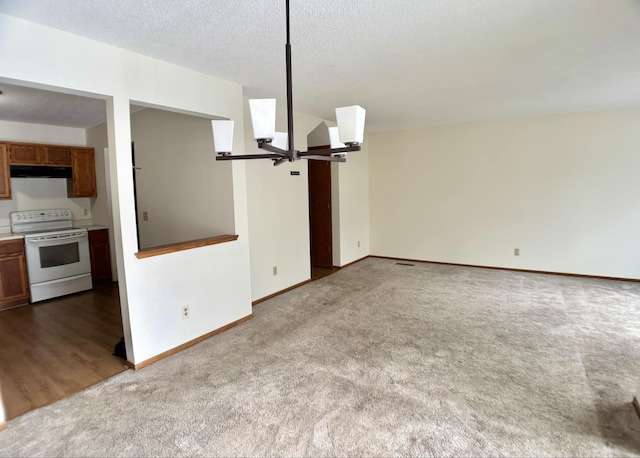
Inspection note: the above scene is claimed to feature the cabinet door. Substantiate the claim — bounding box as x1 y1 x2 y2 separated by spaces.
89 229 112 285
0 252 29 310
8 143 42 165
0 144 10 200
69 148 97 198
44 146 72 166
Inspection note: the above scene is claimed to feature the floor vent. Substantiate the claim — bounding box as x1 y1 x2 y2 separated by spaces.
396 262 415 266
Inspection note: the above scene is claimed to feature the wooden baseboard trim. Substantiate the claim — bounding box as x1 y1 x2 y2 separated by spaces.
125 314 253 370
252 257 370 307
633 397 640 421
370 256 640 282
338 255 370 269
0 421 6 431
252 279 312 306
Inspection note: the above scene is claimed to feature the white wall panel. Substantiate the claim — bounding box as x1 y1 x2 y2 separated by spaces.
370 108 640 279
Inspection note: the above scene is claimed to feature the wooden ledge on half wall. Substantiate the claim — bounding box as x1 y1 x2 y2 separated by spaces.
135 234 239 259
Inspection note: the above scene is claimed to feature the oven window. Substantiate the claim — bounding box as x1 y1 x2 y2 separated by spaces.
39 242 80 268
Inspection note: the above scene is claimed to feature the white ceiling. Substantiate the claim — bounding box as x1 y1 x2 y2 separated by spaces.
0 82 108 128
1 0 640 131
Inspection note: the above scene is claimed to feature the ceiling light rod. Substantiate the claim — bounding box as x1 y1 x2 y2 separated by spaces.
211 0 366 166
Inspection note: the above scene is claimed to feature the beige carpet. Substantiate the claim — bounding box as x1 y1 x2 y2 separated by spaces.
1 257 640 456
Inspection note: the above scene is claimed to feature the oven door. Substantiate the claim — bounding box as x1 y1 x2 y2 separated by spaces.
24 231 91 284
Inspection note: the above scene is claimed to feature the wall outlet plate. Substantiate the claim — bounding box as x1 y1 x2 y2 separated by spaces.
273 266 278 276
182 305 190 319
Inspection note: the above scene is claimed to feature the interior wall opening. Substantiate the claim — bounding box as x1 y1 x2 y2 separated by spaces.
128 103 235 252
0 79 126 421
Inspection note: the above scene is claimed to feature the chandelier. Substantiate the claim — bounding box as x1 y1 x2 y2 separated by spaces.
211 0 366 166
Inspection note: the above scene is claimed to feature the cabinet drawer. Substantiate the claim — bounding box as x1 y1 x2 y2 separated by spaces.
0 239 24 257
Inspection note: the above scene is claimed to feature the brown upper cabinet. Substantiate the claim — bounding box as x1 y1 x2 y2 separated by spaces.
68 148 97 198
0 145 11 199
7 143 42 165
0 142 97 199
44 146 73 166
7 142 73 166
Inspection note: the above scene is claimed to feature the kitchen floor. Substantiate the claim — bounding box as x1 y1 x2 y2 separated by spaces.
311 266 336 281
0 284 128 420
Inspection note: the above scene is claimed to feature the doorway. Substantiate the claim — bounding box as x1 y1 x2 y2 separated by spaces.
308 147 335 280
0 81 126 421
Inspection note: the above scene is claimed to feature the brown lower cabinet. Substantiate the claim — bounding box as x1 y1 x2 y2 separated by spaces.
0 239 30 310
89 229 112 286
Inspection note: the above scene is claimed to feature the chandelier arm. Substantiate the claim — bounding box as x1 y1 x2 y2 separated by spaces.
257 142 290 156
298 145 361 157
216 153 285 161
304 155 347 163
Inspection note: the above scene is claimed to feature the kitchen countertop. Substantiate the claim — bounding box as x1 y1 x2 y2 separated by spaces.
0 233 25 241
77 225 109 231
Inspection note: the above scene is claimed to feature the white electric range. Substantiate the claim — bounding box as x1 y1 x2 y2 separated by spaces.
10 209 92 302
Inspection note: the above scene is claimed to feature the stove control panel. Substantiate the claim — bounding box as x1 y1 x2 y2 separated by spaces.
10 209 73 224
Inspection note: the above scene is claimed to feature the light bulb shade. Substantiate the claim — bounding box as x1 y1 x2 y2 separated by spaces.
272 131 288 150
249 98 277 141
328 126 346 149
335 105 366 145
211 120 234 153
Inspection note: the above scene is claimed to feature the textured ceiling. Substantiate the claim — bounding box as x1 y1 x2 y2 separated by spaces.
1 0 640 131
0 83 107 128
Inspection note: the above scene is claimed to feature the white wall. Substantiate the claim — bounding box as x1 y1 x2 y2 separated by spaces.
334 138 370 266
0 179 91 227
0 119 86 146
130 108 235 248
86 121 117 280
0 13 251 364
0 120 91 228
245 101 320 301
369 108 640 279
245 106 371 300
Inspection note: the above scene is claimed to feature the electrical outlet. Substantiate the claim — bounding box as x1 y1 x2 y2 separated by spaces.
273 266 278 276
514 248 520 256
84 209 88 216
143 211 149 221
357 241 361 248
181 305 190 319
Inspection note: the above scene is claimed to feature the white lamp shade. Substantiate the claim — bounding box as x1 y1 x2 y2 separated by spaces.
249 98 277 141
335 105 366 145
272 131 288 150
328 126 346 149
211 120 234 153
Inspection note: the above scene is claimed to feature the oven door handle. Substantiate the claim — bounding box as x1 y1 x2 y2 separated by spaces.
25 232 88 245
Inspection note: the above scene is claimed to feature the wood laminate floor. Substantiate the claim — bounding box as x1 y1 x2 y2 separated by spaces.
0 284 127 420
311 266 335 281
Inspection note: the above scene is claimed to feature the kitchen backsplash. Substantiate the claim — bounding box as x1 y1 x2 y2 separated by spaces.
0 177 92 228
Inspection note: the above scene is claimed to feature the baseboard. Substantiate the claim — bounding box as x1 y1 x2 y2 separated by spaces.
338 255 370 269
370 256 640 282
253 257 371 306
252 279 312 306
125 314 253 370
0 421 6 431
633 397 640 421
